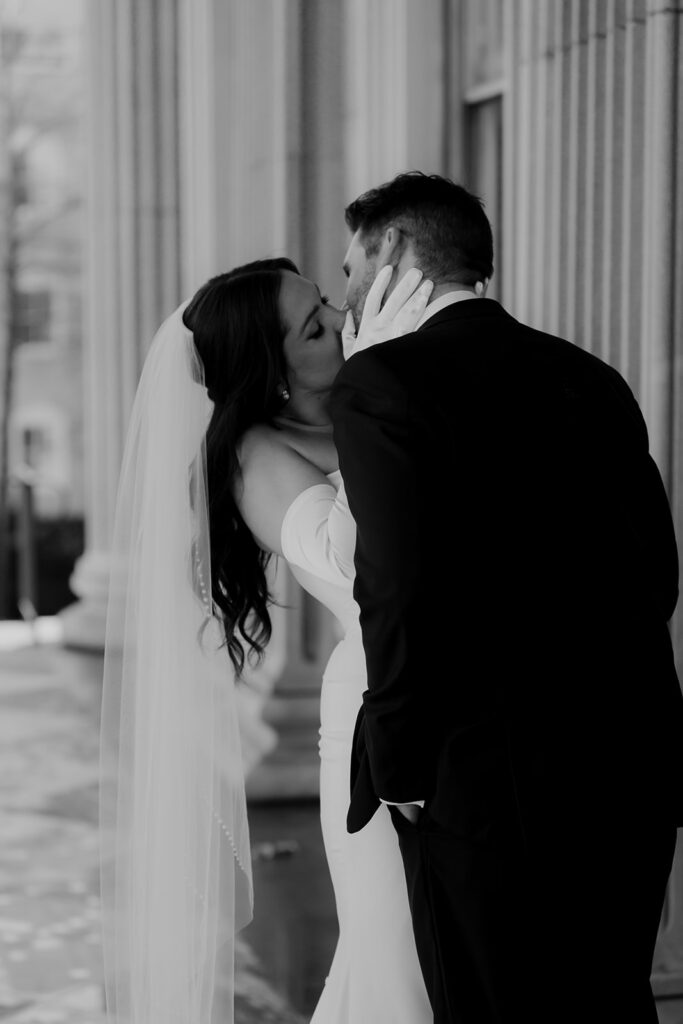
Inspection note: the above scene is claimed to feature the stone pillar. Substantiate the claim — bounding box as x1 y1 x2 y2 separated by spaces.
185 0 305 273
176 0 308 777
246 0 451 800
61 0 328 787
247 0 451 800
60 0 303 653
343 0 447 201
502 0 680 482
246 563 341 800
60 0 184 648
246 0 345 800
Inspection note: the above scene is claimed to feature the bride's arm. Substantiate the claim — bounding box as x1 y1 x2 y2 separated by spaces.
279 475 356 584
236 425 356 584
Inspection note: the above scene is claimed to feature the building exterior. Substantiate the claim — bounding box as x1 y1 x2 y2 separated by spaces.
4 0 84 520
61 0 683 996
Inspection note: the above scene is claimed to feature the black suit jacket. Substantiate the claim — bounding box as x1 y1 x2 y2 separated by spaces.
329 299 683 836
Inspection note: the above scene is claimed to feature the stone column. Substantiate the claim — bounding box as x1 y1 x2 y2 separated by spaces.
247 0 451 800
245 0 345 800
176 0 310 777
60 0 303 653
60 0 184 647
343 0 447 200
502 0 680 483
61 0 329 788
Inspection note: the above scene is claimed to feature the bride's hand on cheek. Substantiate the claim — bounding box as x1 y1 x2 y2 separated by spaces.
344 265 434 358
341 309 358 360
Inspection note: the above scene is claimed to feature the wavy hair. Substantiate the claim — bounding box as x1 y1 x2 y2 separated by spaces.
182 257 298 674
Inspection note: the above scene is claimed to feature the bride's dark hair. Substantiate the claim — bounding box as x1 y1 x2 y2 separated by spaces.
182 257 299 675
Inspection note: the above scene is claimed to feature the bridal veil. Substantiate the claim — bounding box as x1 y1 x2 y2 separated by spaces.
99 304 253 1023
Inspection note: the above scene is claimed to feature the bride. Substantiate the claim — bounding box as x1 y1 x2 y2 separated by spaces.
100 255 434 1023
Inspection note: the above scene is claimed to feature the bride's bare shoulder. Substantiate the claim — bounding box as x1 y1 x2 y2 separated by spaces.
237 423 288 467
237 423 321 488
234 422 331 555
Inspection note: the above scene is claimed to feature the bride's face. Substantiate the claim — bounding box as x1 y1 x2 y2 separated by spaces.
279 271 346 389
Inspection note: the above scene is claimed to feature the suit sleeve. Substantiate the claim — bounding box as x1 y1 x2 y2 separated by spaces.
329 349 430 802
599 364 679 622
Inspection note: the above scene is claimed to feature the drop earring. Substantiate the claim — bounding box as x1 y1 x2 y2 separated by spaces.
278 384 290 403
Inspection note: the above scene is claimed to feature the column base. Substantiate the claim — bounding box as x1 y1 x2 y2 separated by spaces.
246 690 321 801
60 549 284 781
58 549 111 651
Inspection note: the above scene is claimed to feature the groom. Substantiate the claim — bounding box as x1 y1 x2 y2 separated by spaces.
330 171 683 1023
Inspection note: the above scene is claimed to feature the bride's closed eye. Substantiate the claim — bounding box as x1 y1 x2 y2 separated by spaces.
310 295 331 338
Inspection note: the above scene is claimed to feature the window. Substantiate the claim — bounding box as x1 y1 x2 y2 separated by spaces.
465 96 503 298
10 406 71 517
12 149 30 206
15 289 52 344
21 426 51 471
451 0 506 300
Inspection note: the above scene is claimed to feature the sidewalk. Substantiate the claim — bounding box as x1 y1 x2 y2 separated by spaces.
0 620 334 1023
2 622 681 1023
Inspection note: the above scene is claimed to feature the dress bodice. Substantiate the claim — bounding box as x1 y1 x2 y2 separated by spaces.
280 470 360 634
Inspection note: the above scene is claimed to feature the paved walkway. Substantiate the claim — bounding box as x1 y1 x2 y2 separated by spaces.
0 621 318 1024
3 621 680 1024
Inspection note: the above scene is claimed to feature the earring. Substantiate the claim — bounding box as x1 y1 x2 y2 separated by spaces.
278 385 290 403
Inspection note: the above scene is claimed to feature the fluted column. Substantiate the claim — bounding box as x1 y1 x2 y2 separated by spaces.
343 0 447 200
246 0 347 800
504 0 680 479
60 0 184 647
59 0 312 778
182 0 305 275
250 0 452 800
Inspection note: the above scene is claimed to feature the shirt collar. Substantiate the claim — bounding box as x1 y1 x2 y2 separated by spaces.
416 290 479 330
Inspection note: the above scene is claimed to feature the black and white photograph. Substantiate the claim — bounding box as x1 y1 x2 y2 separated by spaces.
0 2 682 1022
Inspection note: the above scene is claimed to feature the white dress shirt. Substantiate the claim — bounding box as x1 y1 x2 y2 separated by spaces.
415 288 479 329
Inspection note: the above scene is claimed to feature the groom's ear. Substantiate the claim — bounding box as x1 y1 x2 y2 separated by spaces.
376 226 404 270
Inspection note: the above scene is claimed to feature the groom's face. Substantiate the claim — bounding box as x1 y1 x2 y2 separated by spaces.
343 230 379 328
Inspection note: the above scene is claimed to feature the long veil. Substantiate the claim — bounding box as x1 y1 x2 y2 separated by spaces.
99 304 253 1023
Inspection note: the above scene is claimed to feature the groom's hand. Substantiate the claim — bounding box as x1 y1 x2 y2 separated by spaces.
342 266 433 359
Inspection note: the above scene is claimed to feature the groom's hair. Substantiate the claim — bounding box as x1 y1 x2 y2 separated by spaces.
345 171 494 286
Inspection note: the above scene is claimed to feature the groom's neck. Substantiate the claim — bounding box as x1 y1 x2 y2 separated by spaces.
429 281 477 302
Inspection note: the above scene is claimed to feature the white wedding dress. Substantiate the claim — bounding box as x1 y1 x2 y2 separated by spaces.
281 470 432 1024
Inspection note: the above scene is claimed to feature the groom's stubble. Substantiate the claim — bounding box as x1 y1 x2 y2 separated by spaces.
350 258 380 328
345 224 411 327
352 255 408 329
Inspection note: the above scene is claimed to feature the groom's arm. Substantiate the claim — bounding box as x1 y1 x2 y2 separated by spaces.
330 347 430 803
